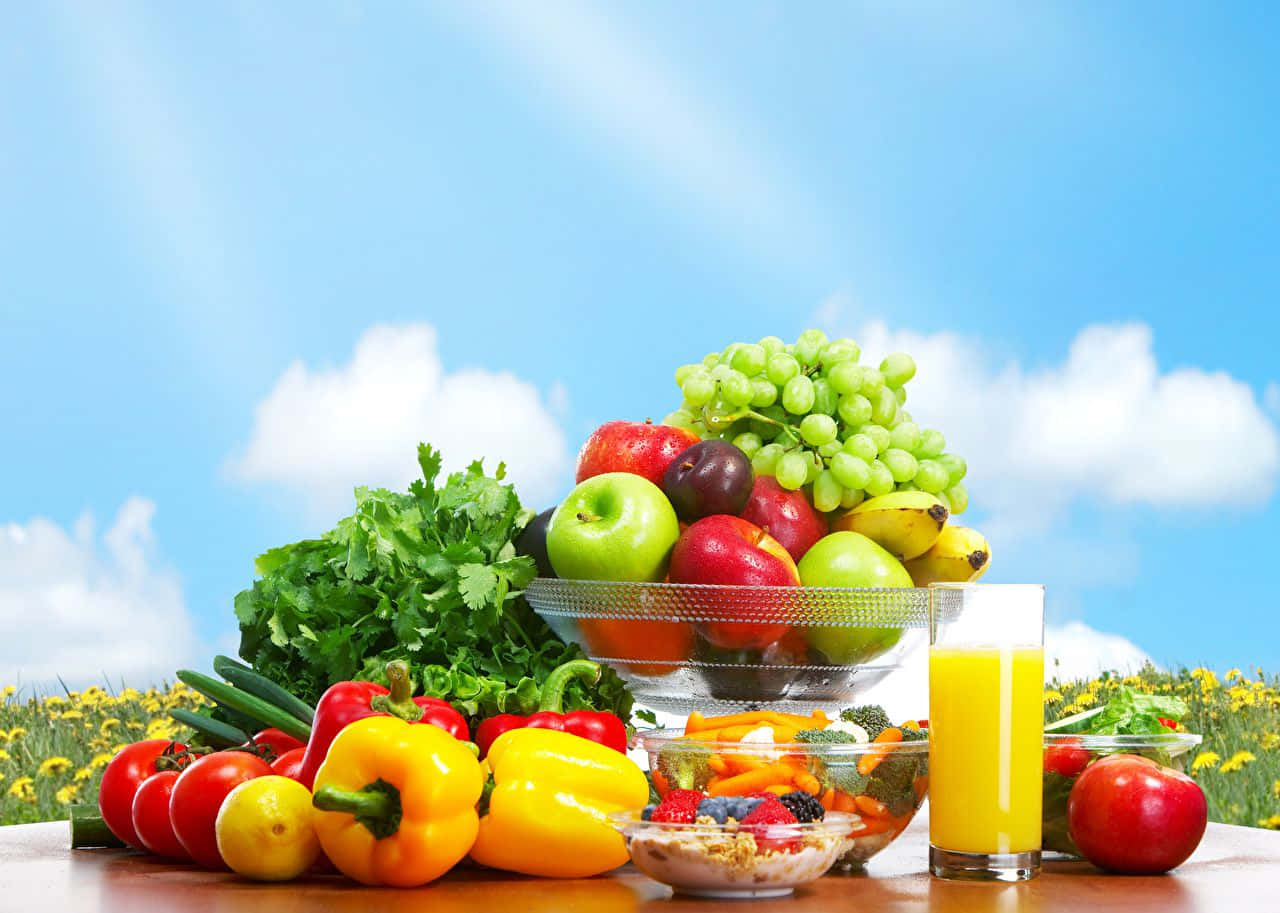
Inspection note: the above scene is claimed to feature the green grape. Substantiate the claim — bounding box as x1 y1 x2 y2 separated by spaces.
861 424 891 454
776 452 808 490
749 377 778 408
880 352 917 388
804 451 823 484
897 481 919 492
782 375 816 414
800 413 838 446
795 329 828 366
682 373 715 406
819 338 860 369
811 378 838 415
837 393 873 426
893 385 907 406
916 428 946 459
720 369 754 406
914 459 949 493
759 335 786 355
710 363 733 383
866 459 895 497
675 363 704 387
882 448 918 482
843 433 879 463
889 421 921 453
702 352 721 368
897 410 912 425
830 451 871 490
817 440 843 458
663 410 699 432
731 343 767 377
752 443 785 475
938 453 967 485
705 396 736 421
827 360 862 396
812 469 843 513
859 368 886 396
766 352 801 386
732 431 764 458
945 482 969 514
689 421 708 438
839 487 865 510
721 342 744 365
870 386 899 425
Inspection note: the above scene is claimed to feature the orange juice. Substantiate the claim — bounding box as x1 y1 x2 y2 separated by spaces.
929 645 1044 854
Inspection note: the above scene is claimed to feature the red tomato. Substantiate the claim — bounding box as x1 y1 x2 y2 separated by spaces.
1067 753 1207 874
169 751 271 868
251 728 305 758
1043 737 1092 777
98 740 188 849
131 770 188 860
270 746 306 781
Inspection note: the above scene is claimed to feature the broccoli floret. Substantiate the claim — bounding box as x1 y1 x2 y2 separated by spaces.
795 728 858 745
864 775 917 817
898 725 927 743
656 742 713 791
839 705 892 739
864 753 925 816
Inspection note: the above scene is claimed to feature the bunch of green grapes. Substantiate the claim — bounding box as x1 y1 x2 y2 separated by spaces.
663 330 969 514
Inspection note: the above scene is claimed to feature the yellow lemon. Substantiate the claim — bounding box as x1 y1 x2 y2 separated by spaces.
215 775 320 881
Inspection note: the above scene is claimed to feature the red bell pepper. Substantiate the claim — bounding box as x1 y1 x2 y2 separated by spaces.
474 659 628 757
296 659 469 788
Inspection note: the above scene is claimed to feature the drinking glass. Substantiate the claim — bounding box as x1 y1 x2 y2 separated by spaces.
928 583 1045 882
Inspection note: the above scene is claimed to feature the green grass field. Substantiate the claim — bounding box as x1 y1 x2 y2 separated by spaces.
1 666 1277 829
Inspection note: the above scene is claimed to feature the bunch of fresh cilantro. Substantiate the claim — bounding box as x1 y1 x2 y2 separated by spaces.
233 443 632 722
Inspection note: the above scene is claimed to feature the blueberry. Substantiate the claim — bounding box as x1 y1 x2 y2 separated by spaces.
723 796 764 821
641 804 656 821
696 797 730 824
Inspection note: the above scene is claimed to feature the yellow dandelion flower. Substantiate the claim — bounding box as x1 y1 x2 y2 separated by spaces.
89 752 115 769
125 721 145 731
1073 691 1097 708
1219 751 1257 773
1225 668 1242 682
8 776 35 801
145 719 178 739
1 685 15 699
1043 689 1063 705
5 727 27 742
1273 779 1280 799
141 697 162 714
74 767 94 783
1190 751 1220 772
88 737 109 752
111 743 128 753
59 710 84 721
0 773 5 783
120 688 141 701
100 718 121 735
38 756 73 777
0 749 9 762
55 784 79 805
1260 815 1280 830
43 695 67 709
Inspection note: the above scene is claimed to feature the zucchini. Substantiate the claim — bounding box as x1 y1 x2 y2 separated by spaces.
168 708 249 748
212 655 315 725
177 670 311 742
70 806 126 849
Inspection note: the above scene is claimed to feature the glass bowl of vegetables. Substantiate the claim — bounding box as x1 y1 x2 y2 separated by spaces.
525 578 931 714
637 706 929 869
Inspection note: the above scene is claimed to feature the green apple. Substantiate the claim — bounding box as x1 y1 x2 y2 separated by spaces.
797 531 913 664
546 472 680 581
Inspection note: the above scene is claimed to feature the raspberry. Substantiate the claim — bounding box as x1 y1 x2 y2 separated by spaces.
777 790 825 823
741 799 801 853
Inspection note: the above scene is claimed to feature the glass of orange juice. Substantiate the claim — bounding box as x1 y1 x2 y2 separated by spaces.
928 583 1044 882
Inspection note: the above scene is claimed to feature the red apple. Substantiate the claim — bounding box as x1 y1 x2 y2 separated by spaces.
1067 753 1207 874
576 420 701 487
668 515 799 649
738 476 828 562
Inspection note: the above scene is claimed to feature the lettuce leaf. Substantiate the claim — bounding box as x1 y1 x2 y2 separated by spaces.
1087 686 1187 735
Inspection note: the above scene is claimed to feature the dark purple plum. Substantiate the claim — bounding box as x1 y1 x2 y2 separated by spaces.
516 507 557 577
662 441 753 521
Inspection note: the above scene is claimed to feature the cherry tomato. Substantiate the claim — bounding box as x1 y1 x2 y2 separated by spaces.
169 751 271 868
251 728 305 758
131 770 188 860
98 740 188 849
269 746 306 781
1044 737 1092 778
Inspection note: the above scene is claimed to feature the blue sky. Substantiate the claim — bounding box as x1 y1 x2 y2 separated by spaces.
3 2 1279 689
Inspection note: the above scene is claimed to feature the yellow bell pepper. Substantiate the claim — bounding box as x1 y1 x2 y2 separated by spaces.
469 728 649 878
311 715 482 887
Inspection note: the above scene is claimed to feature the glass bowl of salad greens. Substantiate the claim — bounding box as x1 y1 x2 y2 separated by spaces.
1042 685 1200 857
638 704 929 869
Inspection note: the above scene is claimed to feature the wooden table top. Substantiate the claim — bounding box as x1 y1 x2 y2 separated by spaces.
2 808 1277 912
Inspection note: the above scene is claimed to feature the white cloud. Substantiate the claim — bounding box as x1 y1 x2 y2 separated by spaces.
227 324 571 518
0 499 198 690
862 622 1154 720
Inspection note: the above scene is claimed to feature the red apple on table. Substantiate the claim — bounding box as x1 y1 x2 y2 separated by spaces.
575 420 701 487
738 476 828 562
668 515 799 649
1067 753 1207 874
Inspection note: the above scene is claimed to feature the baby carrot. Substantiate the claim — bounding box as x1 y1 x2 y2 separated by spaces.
793 771 822 795
819 788 837 811
684 710 707 732
707 763 794 797
832 791 857 813
857 727 904 776
764 784 792 796
723 753 768 775
854 795 890 818
848 818 893 838
708 754 729 775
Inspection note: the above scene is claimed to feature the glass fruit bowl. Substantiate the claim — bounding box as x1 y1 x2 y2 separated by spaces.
526 578 931 713
1042 731 1202 857
638 728 929 869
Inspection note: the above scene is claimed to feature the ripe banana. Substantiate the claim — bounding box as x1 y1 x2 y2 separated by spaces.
904 525 991 586
831 491 948 560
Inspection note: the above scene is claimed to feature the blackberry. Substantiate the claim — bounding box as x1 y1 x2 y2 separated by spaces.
777 790 825 823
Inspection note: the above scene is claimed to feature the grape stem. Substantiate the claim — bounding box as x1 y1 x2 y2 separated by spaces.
699 405 801 445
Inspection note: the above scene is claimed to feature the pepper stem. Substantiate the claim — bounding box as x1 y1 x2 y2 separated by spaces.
312 779 403 840
536 659 602 713
368 660 425 722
